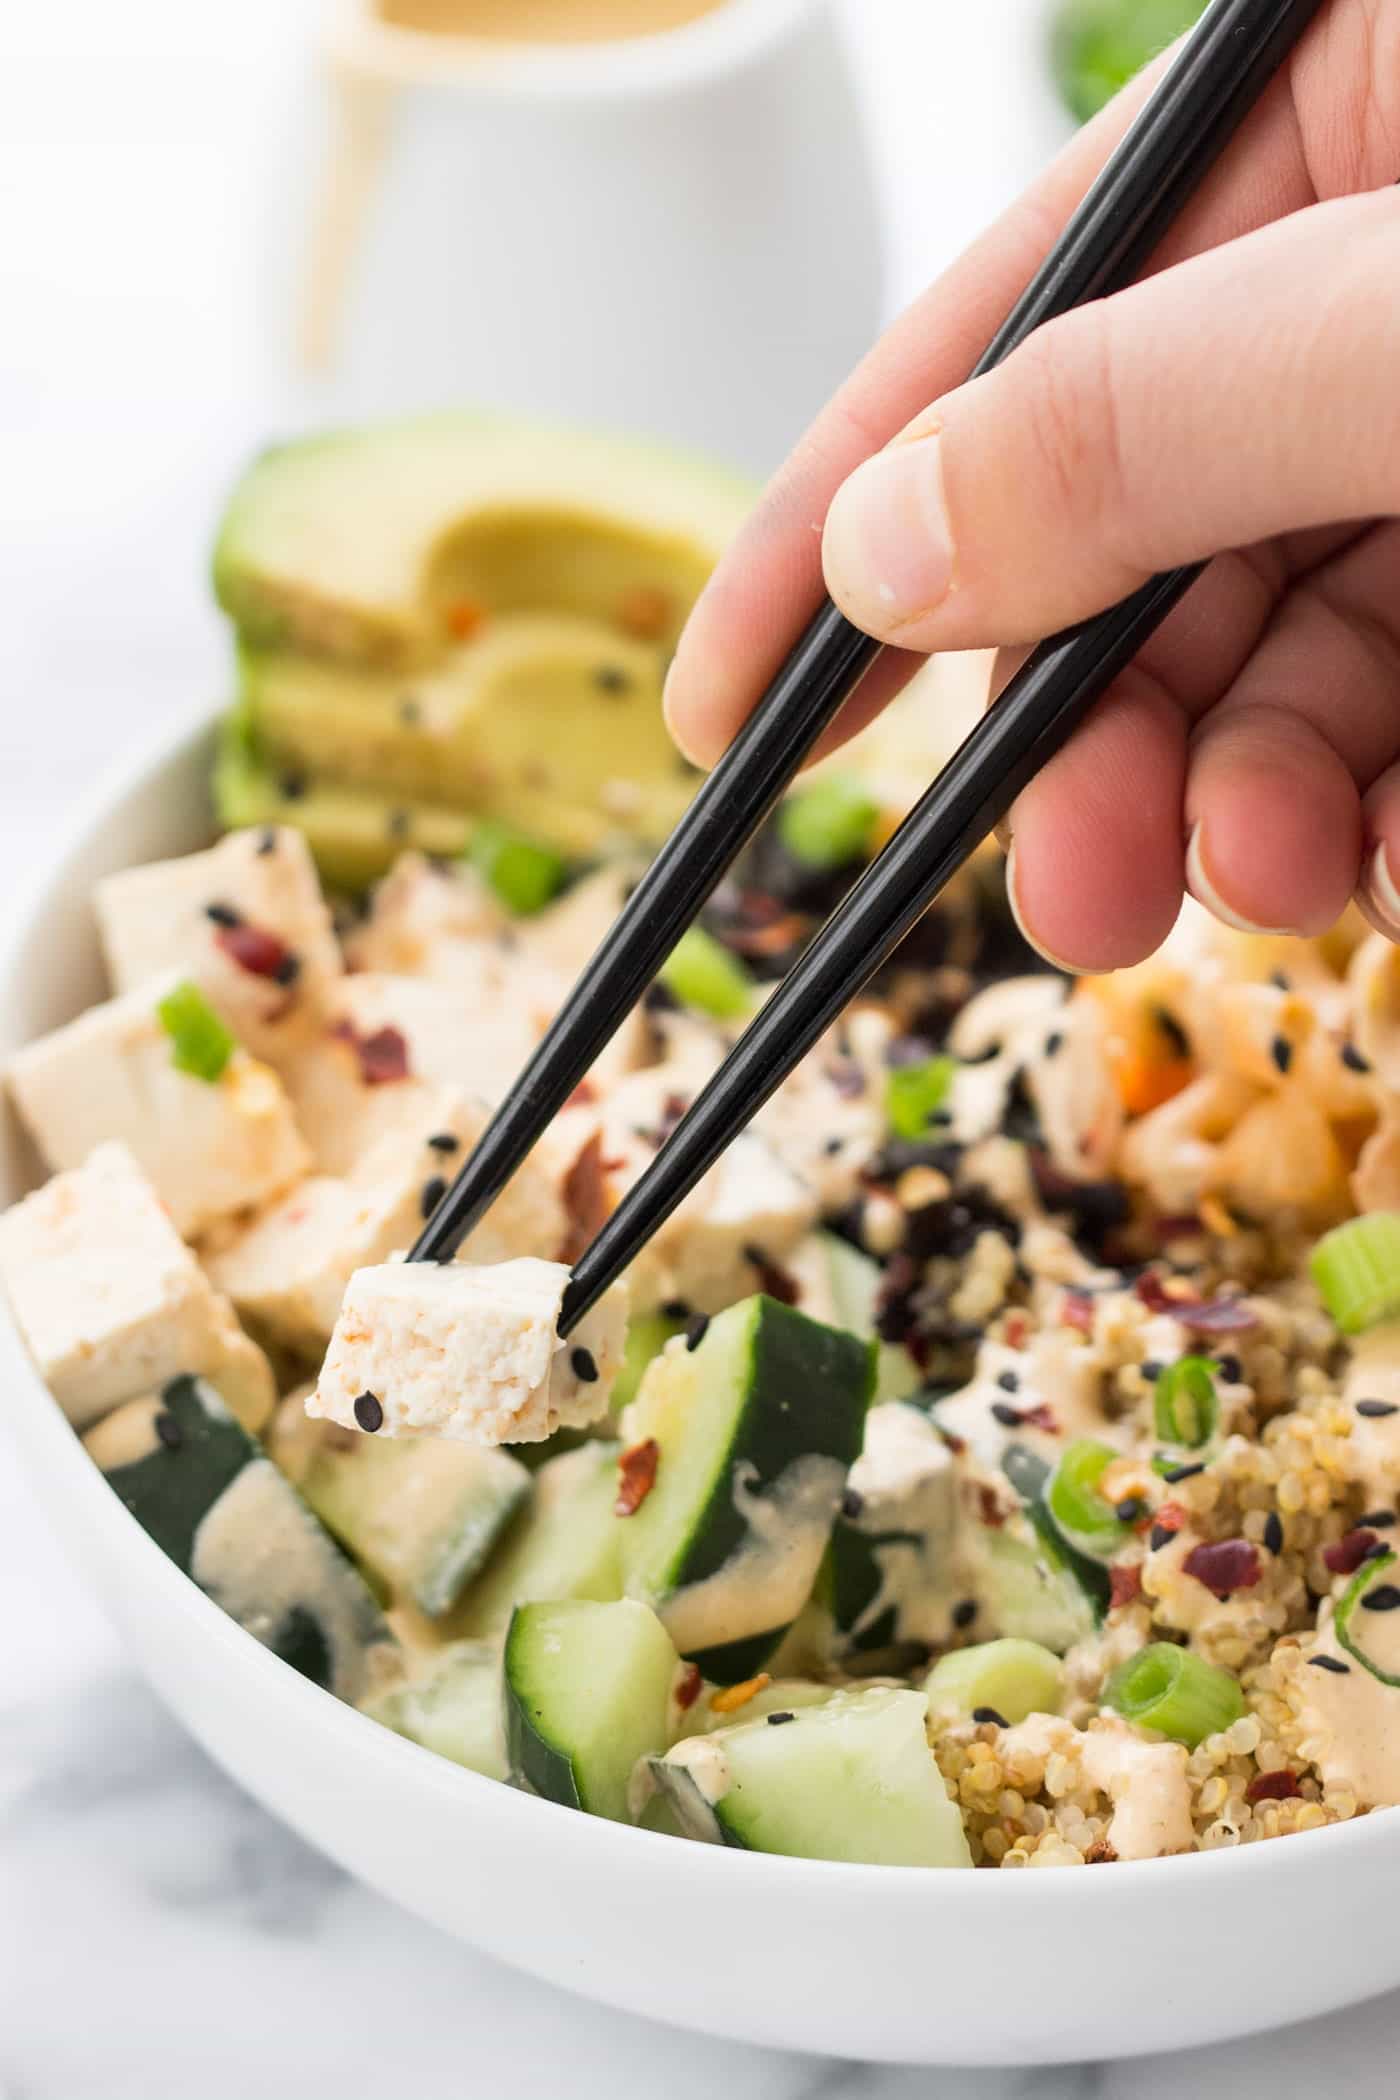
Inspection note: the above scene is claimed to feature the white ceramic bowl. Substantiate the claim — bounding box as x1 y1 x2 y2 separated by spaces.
5 714 1400 2068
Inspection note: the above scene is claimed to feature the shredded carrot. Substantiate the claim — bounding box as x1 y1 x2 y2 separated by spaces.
709 1672 771 1716
1198 1194 1239 1238
445 597 487 640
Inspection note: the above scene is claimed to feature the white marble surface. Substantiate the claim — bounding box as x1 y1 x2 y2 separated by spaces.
3 3 1400 2092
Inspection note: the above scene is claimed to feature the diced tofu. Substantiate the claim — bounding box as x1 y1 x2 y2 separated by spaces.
205 1089 567 1354
311 1256 628 1446
287 974 545 1172
343 853 507 975
0 1142 268 1429
756 1005 894 1212
7 978 310 1237
94 827 342 1068
672 1132 818 1313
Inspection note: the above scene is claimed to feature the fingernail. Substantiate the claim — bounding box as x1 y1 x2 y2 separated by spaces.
823 434 954 629
1004 841 1081 975
1184 824 1297 937
1358 841 1400 938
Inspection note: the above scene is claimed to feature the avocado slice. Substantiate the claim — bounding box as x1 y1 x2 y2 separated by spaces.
238 613 694 858
213 710 472 891
212 414 753 666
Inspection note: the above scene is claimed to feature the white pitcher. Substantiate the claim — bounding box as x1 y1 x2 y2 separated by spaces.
277 0 886 471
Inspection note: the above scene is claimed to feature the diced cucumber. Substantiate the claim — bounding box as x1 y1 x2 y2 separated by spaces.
448 1441 623 1638
824 1402 959 1656
674 1676 835 1738
924 1638 1064 1725
819 1232 923 1404
298 1432 531 1619
1002 1441 1112 1625
963 1523 1100 1656
361 1640 506 1778
652 1685 971 1867
618 1297 874 1683
612 1308 687 1413
505 1598 678 1822
88 1375 393 1701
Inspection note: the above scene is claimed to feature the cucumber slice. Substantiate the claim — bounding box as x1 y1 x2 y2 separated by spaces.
819 1232 923 1403
505 1598 678 1822
298 1433 531 1619
612 1308 687 1413
448 1441 623 1638
88 1375 393 1701
676 1676 835 1737
824 1402 959 1656
963 1523 1100 1656
362 1640 506 1777
619 1297 874 1682
652 1685 971 1867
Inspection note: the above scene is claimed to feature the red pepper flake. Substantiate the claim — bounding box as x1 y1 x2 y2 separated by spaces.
1083 1837 1119 1864
675 1662 703 1712
329 1019 412 1086
1060 1290 1094 1335
977 1484 1007 1529
445 597 487 640
1323 1528 1381 1577
1182 1537 1261 1599
559 1130 617 1265
1021 1403 1059 1435
215 922 293 980
1245 1769 1302 1805
1003 1310 1030 1350
615 1438 660 1517
745 1245 800 1307
1153 1501 1188 1537
1109 1563 1143 1610
565 1079 598 1109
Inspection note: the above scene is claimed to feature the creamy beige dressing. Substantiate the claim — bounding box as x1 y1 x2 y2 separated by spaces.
1342 1327 1400 1504
81 1394 165 1471
655 1454 848 1656
191 1460 387 1703
1292 1617 1400 1809
662 1732 731 1804
1004 1712 1193 1860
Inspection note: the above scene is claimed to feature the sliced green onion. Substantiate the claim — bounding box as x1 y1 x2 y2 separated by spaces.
1310 1214 1400 1336
777 771 879 871
658 926 753 1020
1045 1439 1130 1561
156 981 236 1083
924 1638 1065 1727
1334 1547 1400 1685
1104 1642 1244 1747
468 820 566 916
886 1054 955 1142
1153 1357 1219 1448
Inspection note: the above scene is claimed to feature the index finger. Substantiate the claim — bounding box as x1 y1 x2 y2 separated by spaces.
663 36 1316 770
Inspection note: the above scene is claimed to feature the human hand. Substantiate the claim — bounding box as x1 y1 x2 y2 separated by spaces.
664 7 1400 970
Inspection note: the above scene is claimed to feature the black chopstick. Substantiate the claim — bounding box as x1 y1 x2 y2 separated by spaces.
414 0 1327 1274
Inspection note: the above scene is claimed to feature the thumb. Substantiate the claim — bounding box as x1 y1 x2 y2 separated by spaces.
821 190 1400 652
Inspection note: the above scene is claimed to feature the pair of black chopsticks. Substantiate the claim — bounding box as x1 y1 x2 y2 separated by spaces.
411 0 1327 1332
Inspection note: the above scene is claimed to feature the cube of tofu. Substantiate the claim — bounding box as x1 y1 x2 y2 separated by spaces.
311 1256 628 1446
205 1089 567 1354
756 1005 894 1212
287 974 546 1173
344 853 507 975
94 827 342 1069
0 1142 272 1430
7 979 310 1237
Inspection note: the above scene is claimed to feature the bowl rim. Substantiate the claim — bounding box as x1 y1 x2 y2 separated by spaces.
4 697 1397 1905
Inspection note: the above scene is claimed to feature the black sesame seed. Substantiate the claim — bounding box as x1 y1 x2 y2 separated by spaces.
685 1314 710 1353
766 1710 797 1726
952 1598 978 1630
1160 1462 1206 1485
387 809 411 840
824 1136 845 1156
1365 1539 1391 1561
426 1131 460 1155
661 1298 692 1321
972 1706 1009 1728
1140 1360 1163 1382
841 1487 865 1521
154 1410 183 1451
996 1369 1020 1393
353 1391 383 1433
1356 1400 1400 1419
272 952 302 987
1114 1497 1147 1524
1216 1354 1242 1385
398 695 422 725
1154 1006 1191 1058
256 828 278 856
570 1346 599 1384
1308 1654 1350 1674
1359 1583 1400 1612
419 1175 447 1218
1358 1510 1398 1530
204 900 242 928
1150 1524 1174 1553
1263 1511 1284 1556
594 664 631 695
279 771 308 801
1341 1041 1372 1074
991 1401 1023 1428
1269 970 1291 991
1044 1031 1064 1059
930 1108 953 1127
1270 1035 1293 1075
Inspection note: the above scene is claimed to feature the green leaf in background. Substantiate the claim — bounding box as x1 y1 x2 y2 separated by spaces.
1048 0 1207 124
